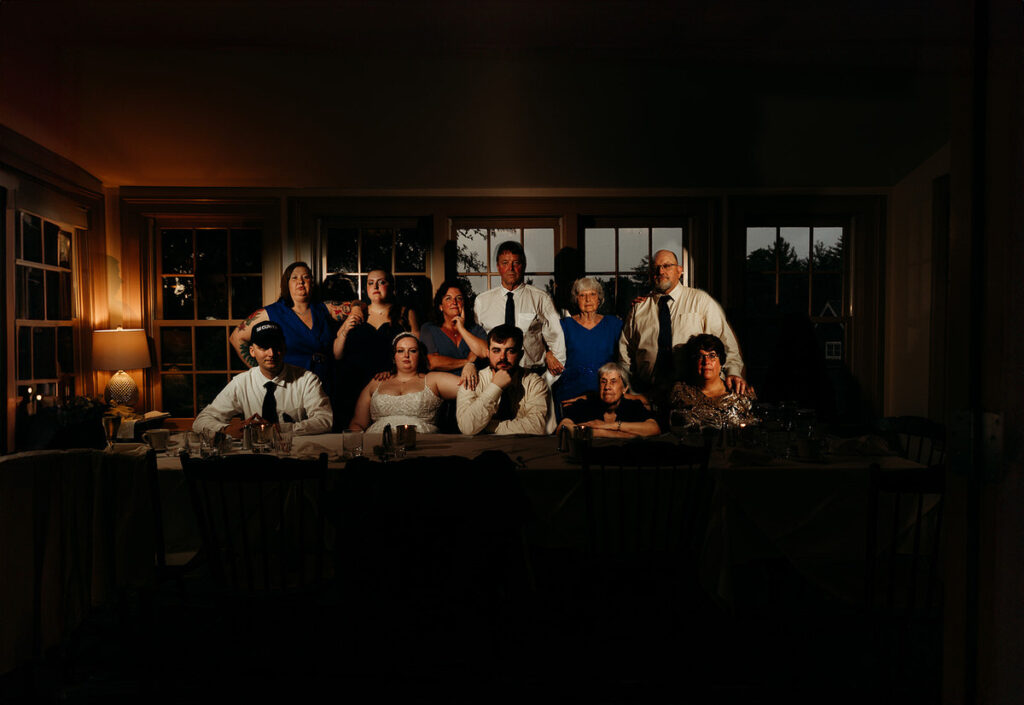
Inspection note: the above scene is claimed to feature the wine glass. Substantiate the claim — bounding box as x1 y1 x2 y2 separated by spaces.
102 415 121 450
669 409 689 439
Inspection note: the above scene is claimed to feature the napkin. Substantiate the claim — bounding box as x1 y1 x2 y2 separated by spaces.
293 442 340 461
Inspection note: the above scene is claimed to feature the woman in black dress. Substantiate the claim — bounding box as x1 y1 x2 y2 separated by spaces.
332 268 419 428
556 362 660 438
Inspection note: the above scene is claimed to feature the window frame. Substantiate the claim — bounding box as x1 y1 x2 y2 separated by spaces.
450 216 561 298
149 218 267 422
727 195 886 418
578 216 696 317
123 197 282 429
13 209 82 406
315 215 433 306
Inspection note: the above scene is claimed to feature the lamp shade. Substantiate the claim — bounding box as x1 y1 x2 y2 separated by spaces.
92 328 152 371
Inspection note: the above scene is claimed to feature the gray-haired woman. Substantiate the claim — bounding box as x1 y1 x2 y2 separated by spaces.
556 362 660 438
552 276 624 418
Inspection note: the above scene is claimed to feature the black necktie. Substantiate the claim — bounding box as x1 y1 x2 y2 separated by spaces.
655 294 673 378
504 291 515 327
262 381 278 423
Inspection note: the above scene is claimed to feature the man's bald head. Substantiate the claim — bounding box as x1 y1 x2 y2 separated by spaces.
652 249 683 293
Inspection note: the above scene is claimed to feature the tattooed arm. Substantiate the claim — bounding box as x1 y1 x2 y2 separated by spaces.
228 308 269 367
325 301 365 359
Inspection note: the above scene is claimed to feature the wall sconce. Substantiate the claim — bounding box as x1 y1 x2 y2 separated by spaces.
92 328 152 407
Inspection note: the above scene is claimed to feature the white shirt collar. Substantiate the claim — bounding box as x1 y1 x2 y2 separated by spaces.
256 366 288 386
653 281 685 301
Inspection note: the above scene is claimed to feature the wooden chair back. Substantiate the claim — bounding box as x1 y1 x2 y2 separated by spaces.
877 415 946 466
865 463 945 699
181 452 330 593
582 441 713 559
866 463 944 613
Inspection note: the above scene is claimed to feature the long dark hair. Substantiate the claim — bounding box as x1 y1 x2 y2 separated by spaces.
431 278 477 327
390 332 429 374
279 261 318 307
363 268 408 327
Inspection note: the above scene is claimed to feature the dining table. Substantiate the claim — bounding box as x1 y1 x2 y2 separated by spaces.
0 429 929 680
151 431 926 610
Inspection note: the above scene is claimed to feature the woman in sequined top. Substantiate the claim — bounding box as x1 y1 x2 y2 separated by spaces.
670 333 758 429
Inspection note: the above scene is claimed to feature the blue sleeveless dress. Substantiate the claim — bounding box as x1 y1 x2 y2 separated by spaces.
553 315 624 417
264 300 337 386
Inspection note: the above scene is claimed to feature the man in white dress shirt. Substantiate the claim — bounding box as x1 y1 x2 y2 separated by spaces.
473 240 566 381
456 324 550 436
619 249 748 404
193 321 333 437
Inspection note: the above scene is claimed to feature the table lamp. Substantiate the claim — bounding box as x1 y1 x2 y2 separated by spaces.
92 328 152 407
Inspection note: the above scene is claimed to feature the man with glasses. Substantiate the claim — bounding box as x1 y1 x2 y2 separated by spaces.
618 249 748 408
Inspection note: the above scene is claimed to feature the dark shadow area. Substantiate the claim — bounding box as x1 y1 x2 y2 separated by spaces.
1 449 943 705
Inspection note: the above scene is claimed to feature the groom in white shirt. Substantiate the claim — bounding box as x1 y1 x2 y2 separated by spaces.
456 324 550 436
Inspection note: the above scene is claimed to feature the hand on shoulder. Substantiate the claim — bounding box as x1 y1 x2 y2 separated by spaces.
725 375 750 396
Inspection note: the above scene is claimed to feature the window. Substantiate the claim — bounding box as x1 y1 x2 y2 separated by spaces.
743 225 846 358
454 219 559 297
741 223 850 413
729 196 885 421
580 224 689 317
15 211 77 403
154 226 264 418
320 218 432 313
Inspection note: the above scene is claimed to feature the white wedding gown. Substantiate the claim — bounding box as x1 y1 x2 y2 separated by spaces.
365 381 444 434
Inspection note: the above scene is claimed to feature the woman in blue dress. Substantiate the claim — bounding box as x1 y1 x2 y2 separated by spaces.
552 276 624 419
229 261 351 386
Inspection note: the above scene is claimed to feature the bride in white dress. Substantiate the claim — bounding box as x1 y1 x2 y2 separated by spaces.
348 332 463 433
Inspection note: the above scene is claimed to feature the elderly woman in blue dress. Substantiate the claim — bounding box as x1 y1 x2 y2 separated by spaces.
550 276 624 418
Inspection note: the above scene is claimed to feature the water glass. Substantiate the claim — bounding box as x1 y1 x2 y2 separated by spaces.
186 431 203 457
276 427 294 455
102 415 121 449
342 429 364 458
669 410 690 439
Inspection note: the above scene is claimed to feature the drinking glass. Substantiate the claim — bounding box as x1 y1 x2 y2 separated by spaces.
186 431 203 457
276 427 294 455
253 424 273 453
200 429 218 457
669 410 689 439
342 429 363 458
101 415 121 450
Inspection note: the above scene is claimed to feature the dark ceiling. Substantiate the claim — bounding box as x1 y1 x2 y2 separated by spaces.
0 0 959 189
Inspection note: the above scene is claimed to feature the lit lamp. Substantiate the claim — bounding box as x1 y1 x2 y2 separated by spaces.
92 328 152 407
